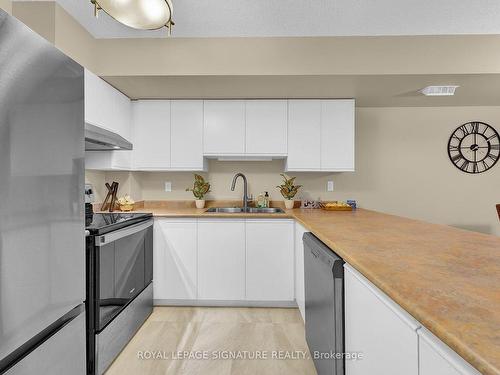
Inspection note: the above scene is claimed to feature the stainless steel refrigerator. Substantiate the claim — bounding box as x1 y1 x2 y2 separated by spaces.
0 9 86 375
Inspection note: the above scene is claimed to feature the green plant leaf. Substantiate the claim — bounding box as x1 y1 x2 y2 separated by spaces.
276 174 301 199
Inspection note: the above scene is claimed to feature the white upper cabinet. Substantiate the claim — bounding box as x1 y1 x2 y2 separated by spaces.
132 100 171 170
84 90 355 171
245 100 287 155
418 327 481 375
203 100 246 155
170 100 205 170
320 99 355 171
85 150 132 171
287 100 322 170
245 219 294 301
84 69 133 170
84 69 131 141
344 264 420 375
286 99 355 172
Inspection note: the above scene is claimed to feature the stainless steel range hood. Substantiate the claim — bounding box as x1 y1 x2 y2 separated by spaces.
85 123 133 151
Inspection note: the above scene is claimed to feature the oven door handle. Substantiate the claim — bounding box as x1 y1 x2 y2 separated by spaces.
95 220 153 246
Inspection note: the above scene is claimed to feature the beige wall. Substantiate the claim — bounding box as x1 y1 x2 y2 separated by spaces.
10 2 500 107
11 1 55 42
54 4 97 70
86 106 500 237
0 0 12 14
95 35 500 77
11 2 96 71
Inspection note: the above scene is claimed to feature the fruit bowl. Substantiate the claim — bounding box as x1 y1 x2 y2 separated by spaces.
119 204 134 212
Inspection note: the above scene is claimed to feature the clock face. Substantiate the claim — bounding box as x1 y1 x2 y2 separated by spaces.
448 122 500 174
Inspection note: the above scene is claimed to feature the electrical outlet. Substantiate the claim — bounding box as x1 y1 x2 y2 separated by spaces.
164 182 172 192
327 181 334 192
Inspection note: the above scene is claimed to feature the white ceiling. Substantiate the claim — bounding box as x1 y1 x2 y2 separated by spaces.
20 0 500 39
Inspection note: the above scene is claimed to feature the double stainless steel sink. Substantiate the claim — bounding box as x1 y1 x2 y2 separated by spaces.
205 207 285 214
205 173 285 214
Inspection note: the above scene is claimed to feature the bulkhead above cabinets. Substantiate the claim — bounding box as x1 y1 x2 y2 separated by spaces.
84 71 355 172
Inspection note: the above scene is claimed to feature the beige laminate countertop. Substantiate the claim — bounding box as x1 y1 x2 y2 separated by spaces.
124 205 500 374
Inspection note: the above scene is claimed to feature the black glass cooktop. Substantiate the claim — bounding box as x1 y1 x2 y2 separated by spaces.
86 212 152 235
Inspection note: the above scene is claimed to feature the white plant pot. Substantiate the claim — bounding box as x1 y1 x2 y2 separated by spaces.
195 199 206 209
284 199 295 209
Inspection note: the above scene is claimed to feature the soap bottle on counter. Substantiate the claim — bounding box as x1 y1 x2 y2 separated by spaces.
264 192 270 208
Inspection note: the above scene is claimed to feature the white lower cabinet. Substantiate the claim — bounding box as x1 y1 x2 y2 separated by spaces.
344 264 420 375
153 218 296 304
245 219 294 301
197 219 246 300
418 327 481 375
153 219 198 301
294 222 307 321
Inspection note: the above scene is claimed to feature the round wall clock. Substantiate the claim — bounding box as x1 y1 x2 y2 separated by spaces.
448 121 500 173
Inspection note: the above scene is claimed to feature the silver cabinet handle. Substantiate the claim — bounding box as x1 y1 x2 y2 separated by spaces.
129 288 135 294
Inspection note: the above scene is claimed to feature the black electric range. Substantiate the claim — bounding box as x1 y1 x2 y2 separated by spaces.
85 211 153 235
85 206 154 375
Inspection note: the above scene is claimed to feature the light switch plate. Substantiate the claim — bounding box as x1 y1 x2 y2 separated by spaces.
164 182 172 192
327 181 334 192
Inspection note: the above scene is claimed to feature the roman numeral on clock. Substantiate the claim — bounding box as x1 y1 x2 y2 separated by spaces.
460 159 470 171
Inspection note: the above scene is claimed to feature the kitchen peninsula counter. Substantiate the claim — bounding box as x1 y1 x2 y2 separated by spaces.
112 202 500 375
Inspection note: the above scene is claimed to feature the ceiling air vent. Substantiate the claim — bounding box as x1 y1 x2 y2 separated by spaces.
420 85 459 96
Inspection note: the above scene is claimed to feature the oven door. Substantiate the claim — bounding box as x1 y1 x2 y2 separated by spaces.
94 219 153 332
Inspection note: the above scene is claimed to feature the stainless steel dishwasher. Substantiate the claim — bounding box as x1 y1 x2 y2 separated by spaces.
304 232 345 375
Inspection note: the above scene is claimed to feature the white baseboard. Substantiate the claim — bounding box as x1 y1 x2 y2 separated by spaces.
154 299 298 308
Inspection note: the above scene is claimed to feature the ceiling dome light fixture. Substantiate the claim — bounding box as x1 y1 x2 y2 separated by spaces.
90 0 174 34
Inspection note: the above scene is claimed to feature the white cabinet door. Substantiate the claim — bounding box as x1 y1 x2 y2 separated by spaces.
203 100 245 155
153 219 198 301
197 220 246 300
320 99 355 171
84 69 131 141
112 86 132 141
294 222 307 321
344 264 420 375
418 327 481 375
84 69 107 131
245 219 294 301
245 100 287 155
286 100 321 171
85 150 132 170
132 100 171 170
171 100 205 170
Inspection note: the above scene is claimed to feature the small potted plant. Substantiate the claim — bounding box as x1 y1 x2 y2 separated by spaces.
186 174 211 209
276 173 301 209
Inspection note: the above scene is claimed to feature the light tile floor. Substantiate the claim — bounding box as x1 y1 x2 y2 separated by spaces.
105 307 317 375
